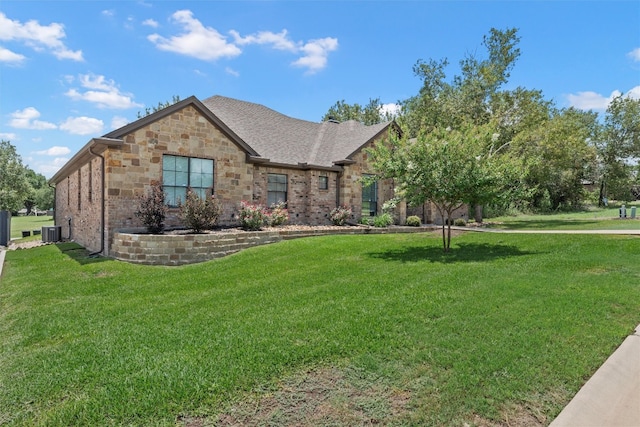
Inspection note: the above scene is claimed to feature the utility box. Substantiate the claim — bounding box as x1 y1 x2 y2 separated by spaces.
631 206 637 219
42 226 61 243
0 210 10 246
620 205 627 218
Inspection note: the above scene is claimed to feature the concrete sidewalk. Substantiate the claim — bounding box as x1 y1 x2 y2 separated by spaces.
0 248 5 278
550 324 640 427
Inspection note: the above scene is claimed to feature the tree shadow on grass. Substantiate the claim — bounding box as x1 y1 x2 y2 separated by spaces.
54 242 109 265
367 242 537 264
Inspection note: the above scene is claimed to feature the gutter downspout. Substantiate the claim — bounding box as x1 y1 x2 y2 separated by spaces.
88 146 105 256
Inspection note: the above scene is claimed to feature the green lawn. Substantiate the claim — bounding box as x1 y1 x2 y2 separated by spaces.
487 204 640 230
1 232 639 426
8 215 54 240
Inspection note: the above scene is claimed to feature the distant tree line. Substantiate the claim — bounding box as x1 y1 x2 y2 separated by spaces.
0 140 54 214
324 28 640 221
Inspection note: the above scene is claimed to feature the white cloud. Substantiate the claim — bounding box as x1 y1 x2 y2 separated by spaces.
101 10 115 18
37 157 70 178
231 29 297 51
225 67 239 77
9 107 57 130
65 74 143 109
379 103 401 118
0 46 25 63
291 37 338 74
0 132 17 140
59 117 104 135
34 146 71 156
627 47 640 62
148 10 241 61
0 12 83 61
567 86 640 111
142 18 159 28
111 116 129 129
149 10 338 73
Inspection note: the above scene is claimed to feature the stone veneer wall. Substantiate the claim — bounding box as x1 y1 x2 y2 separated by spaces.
103 105 254 256
112 226 435 266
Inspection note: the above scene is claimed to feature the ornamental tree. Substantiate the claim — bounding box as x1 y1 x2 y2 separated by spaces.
368 124 511 251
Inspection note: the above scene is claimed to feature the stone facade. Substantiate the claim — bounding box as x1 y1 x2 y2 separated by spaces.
52 97 399 257
112 225 436 266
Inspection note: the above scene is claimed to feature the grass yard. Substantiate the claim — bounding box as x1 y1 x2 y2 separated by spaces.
8 215 54 240
488 203 640 230
1 231 639 426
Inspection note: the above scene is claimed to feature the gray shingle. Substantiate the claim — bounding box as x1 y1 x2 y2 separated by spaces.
202 95 392 168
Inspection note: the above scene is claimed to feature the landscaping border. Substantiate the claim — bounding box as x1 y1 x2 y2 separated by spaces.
112 225 437 266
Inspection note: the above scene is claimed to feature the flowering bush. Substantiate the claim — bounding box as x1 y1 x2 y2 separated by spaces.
134 182 167 234
266 201 289 227
238 201 267 231
329 205 352 226
179 188 221 233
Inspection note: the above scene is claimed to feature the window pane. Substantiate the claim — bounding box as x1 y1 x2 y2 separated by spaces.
164 171 176 186
175 156 188 172
175 187 187 205
190 173 202 188
165 187 176 206
163 155 176 172
176 171 188 187
202 159 214 173
191 158 202 174
202 173 213 188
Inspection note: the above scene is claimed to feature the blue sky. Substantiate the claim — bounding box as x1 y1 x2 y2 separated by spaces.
1 1 639 178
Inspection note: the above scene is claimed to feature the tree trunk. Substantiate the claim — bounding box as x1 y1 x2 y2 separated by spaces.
474 204 483 223
598 180 606 207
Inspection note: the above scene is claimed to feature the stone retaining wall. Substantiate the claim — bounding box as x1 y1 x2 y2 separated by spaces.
112 226 436 266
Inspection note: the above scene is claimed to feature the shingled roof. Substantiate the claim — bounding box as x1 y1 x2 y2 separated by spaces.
202 95 393 168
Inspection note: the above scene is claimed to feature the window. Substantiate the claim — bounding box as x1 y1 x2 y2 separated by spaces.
361 175 377 217
319 174 328 190
163 155 214 207
267 173 287 206
77 170 81 211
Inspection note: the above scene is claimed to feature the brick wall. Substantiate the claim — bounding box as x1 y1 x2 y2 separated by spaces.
54 156 103 252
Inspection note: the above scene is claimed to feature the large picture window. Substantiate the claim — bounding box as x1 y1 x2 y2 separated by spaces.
267 173 287 206
163 155 214 206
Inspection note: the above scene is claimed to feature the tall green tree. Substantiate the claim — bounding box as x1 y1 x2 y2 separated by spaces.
321 97 394 125
510 107 598 210
367 124 510 251
0 140 31 212
596 95 640 204
400 27 521 136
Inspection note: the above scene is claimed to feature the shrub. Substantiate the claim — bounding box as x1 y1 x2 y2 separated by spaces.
382 197 401 224
134 182 167 234
373 213 393 228
406 215 421 227
454 218 467 227
179 188 221 233
329 205 352 226
267 202 289 227
359 216 373 226
238 201 267 231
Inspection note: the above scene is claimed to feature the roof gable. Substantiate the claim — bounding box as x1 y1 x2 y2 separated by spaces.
103 96 258 156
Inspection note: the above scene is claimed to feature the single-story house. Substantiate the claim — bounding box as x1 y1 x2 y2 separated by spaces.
50 95 413 256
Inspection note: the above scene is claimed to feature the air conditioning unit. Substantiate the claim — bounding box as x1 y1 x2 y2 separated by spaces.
42 226 62 243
